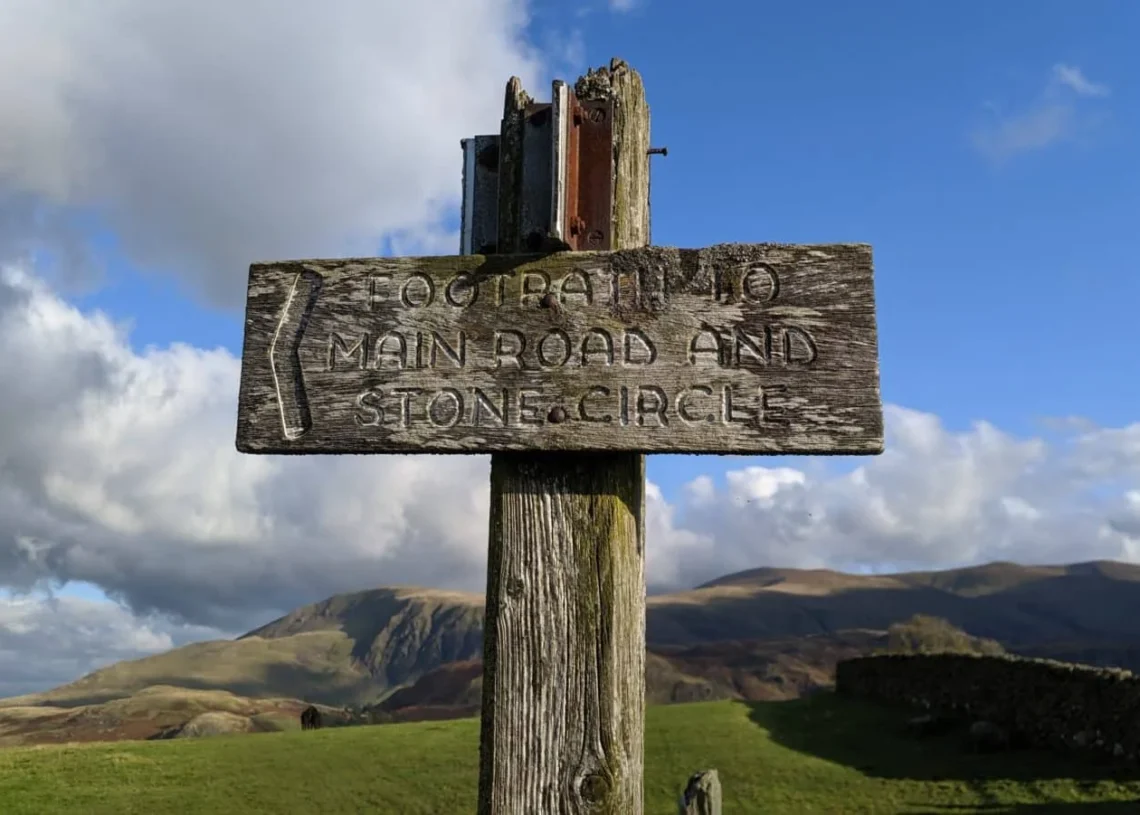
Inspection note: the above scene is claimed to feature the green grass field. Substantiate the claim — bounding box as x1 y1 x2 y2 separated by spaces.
1 694 1137 814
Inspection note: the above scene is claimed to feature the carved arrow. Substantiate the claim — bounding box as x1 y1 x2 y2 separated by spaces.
268 269 323 440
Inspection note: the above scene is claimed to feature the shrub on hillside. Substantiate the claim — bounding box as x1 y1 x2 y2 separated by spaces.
884 615 1006 657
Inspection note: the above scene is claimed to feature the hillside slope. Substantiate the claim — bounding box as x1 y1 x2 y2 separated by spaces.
8 560 1140 719
2 587 484 711
653 559 1140 646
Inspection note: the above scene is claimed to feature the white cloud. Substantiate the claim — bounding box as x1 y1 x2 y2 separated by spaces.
0 0 544 305
0 593 227 698
663 408 1140 588
1052 64 1110 98
972 63 1111 161
2 266 1139 649
0 265 491 634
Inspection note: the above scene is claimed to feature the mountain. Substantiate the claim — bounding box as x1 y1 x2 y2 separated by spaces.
1 587 484 710
5 559 1140 746
648 560 1140 647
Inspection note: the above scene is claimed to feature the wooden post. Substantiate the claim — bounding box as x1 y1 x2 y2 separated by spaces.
478 60 650 814
678 770 722 815
234 56 883 815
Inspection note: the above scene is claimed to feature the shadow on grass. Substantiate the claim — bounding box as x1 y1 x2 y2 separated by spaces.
919 805 1140 812
746 693 1140 785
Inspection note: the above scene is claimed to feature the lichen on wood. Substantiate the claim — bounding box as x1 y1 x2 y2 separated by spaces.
479 59 652 815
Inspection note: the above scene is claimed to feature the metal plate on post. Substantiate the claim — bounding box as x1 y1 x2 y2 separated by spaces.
460 135 500 255
520 104 553 251
563 92 614 251
550 81 570 244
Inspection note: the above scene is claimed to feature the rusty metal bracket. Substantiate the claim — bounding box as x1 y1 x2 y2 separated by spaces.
562 89 614 251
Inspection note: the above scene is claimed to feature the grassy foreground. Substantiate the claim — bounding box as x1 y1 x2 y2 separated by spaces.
1 694 1138 814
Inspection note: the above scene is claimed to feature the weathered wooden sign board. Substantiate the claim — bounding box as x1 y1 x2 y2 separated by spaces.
235 243 882 455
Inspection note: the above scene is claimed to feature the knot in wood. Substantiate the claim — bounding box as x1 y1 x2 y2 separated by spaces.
506 577 524 598
579 772 610 805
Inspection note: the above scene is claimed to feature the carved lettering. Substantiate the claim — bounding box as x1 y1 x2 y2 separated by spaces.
781 326 818 364
444 273 479 308
734 327 771 366
677 386 714 424
517 389 544 425
374 331 408 370
521 271 551 305
368 274 392 309
415 332 426 368
400 273 435 308
623 329 657 365
354 388 383 426
688 325 818 368
472 388 506 426
537 329 572 368
429 331 466 368
427 388 463 428
723 385 754 426
353 387 554 429
389 387 421 427
369 271 481 310
759 384 790 425
327 333 368 370
581 329 615 366
494 330 525 368
610 268 641 308
578 386 612 423
243 243 882 455
741 264 779 303
635 386 668 427
688 328 723 366
504 383 791 430
558 269 592 305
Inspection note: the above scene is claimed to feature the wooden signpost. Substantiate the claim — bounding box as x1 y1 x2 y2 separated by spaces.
236 59 882 814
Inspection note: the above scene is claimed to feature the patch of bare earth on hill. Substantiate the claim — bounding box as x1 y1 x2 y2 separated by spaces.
651 631 888 701
692 567 910 595
0 686 323 748
358 632 889 723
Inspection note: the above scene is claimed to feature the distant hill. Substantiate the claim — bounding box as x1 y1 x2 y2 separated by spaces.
0 686 323 748
2 587 484 711
360 630 886 725
5 559 1140 746
651 560 1140 647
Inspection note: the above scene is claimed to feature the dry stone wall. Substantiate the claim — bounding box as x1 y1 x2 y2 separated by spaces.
836 654 1140 762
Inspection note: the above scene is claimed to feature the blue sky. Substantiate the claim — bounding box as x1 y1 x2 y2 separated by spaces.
69 0 1137 504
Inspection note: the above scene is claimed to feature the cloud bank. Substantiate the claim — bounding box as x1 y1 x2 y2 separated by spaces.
2 264 1139 695
0 0 545 305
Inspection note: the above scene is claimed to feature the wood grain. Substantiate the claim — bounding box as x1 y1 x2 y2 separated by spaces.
481 453 646 814
479 59 649 815
235 243 883 455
